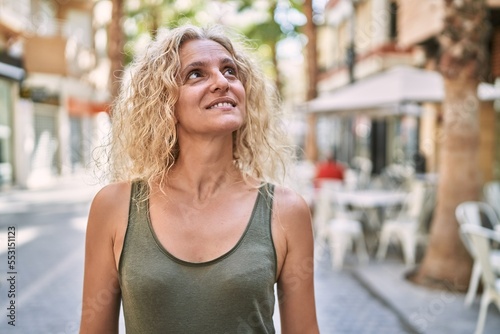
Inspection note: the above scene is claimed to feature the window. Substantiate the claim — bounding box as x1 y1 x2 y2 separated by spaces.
389 1 398 40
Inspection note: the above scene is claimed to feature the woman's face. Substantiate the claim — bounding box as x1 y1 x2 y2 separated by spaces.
175 39 246 139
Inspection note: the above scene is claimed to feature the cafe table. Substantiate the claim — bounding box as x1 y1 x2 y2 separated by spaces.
329 188 407 253
332 188 407 230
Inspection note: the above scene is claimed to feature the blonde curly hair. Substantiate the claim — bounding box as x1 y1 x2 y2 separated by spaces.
106 24 293 187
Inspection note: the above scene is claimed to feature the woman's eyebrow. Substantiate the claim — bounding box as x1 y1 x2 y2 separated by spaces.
181 61 206 76
221 57 235 66
181 57 236 76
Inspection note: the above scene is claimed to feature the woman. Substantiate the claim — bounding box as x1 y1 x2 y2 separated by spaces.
80 24 319 333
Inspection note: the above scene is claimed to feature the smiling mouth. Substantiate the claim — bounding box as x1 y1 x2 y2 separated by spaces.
208 102 235 109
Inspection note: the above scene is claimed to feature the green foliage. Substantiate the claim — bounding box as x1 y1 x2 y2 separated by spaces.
123 0 210 64
122 0 315 88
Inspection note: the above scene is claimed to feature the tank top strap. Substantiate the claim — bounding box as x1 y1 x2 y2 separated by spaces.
128 179 149 223
255 182 274 229
119 180 149 273
245 182 277 278
260 182 275 210
247 183 274 230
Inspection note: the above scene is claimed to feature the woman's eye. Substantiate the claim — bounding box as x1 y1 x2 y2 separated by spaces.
187 71 201 80
224 67 237 76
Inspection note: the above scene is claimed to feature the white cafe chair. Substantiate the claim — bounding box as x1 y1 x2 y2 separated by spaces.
313 181 344 253
327 218 369 269
460 224 500 334
313 181 368 269
376 180 428 265
313 182 338 245
456 201 500 308
484 181 500 221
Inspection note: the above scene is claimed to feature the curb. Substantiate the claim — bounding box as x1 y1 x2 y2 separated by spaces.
350 268 422 334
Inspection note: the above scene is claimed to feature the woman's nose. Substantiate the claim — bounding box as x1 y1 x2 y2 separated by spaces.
210 72 230 92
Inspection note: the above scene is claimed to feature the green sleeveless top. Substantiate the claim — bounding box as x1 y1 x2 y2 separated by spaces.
119 181 277 333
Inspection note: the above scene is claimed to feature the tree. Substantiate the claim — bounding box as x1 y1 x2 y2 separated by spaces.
107 0 211 100
231 0 320 160
108 0 125 99
228 0 309 91
124 0 208 64
303 0 318 161
409 0 490 291
236 0 283 89
227 0 320 160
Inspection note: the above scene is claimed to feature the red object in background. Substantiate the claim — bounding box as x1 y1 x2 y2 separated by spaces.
314 160 344 187
67 97 110 116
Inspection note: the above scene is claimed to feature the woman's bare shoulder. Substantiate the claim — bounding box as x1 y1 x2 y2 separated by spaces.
271 185 314 281
272 185 312 228
93 181 130 204
88 181 132 226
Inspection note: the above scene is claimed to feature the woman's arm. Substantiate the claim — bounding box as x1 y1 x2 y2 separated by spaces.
79 183 130 333
274 187 320 334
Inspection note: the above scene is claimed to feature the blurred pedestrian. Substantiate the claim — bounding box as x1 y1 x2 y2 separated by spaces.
80 24 319 333
314 151 345 188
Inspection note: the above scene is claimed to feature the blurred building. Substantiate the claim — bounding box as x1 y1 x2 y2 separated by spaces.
312 0 412 173
307 0 500 182
396 0 500 182
0 0 111 189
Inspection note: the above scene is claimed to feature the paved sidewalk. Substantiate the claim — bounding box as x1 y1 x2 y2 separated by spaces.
0 173 101 214
351 258 500 334
313 252 416 333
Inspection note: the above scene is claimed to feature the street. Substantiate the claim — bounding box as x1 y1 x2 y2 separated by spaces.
0 188 413 333
0 202 92 333
314 249 413 334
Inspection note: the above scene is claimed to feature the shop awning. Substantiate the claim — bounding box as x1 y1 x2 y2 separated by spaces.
306 66 500 115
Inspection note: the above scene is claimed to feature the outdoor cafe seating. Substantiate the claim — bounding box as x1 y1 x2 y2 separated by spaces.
311 167 413 268
375 180 428 266
313 180 368 269
297 154 441 269
455 201 500 308
460 224 500 334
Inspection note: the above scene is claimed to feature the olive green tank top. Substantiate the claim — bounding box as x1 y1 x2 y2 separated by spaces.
119 181 277 333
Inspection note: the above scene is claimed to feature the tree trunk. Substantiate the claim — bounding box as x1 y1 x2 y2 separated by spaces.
409 0 489 291
410 78 480 290
108 0 125 100
303 0 318 161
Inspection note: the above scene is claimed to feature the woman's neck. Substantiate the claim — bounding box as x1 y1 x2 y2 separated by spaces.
165 140 243 201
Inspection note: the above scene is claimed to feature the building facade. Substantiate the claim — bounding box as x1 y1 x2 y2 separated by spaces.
313 0 417 174
397 0 500 181
0 0 110 189
309 0 500 182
